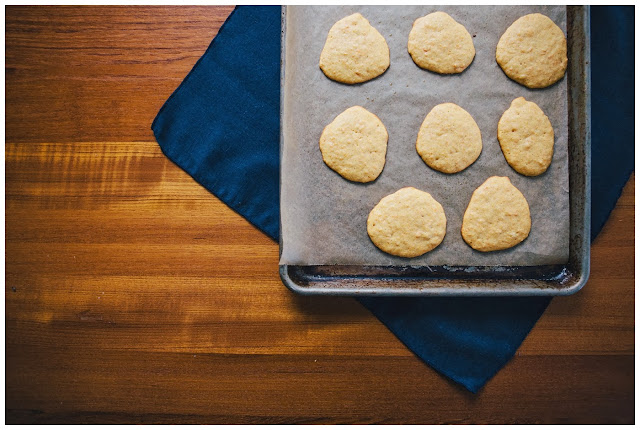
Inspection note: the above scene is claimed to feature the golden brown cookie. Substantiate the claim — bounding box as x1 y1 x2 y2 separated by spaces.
367 187 447 258
408 11 475 74
461 176 531 252
498 97 554 176
416 103 482 174
319 106 388 182
319 13 390 84
496 13 568 88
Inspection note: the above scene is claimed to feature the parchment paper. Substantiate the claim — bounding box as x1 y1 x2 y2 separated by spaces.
280 6 570 266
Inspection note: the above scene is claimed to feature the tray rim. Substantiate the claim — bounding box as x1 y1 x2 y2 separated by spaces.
278 5 591 297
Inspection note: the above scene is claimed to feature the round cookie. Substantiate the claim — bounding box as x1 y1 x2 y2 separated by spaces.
496 13 568 88
319 13 390 84
319 106 388 182
408 11 475 74
461 176 531 252
498 97 554 176
367 187 447 258
416 103 482 174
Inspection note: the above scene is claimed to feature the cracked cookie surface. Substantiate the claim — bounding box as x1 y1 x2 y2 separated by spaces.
408 11 475 74
416 103 482 174
319 106 388 182
319 13 390 84
367 187 447 258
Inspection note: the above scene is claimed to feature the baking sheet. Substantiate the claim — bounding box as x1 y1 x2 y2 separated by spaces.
280 5 570 267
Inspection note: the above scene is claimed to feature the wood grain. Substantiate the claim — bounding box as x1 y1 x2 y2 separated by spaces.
6 6 231 143
5 6 635 424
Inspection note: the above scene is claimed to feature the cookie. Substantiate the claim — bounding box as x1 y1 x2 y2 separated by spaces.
319 106 388 182
461 176 531 252
408 11 475 74
496 13 568 88
498 97 554 176
319 13 390 84
416 103 482 174
367 187 447 258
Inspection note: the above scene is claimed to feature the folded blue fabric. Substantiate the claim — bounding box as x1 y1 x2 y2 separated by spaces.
590 6 634 239
152 6 634 392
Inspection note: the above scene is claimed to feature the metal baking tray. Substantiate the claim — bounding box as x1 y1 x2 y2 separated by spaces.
279 6 590 296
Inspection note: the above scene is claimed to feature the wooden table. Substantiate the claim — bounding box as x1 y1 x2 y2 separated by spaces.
5 6 634 424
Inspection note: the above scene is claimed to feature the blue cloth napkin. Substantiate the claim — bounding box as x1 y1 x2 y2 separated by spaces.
152 6 634 393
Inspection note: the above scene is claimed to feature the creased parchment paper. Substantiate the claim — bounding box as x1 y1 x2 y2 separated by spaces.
280 6 569 266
